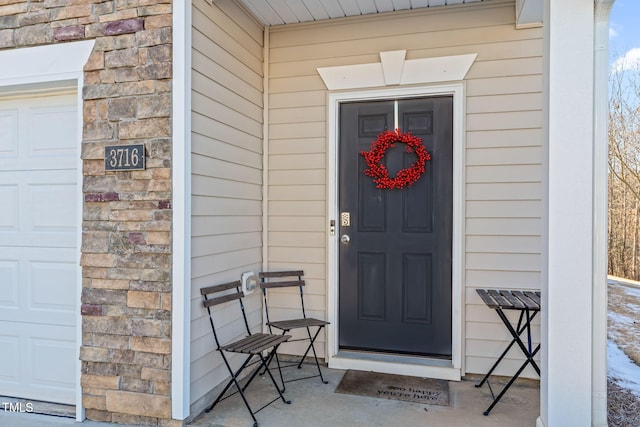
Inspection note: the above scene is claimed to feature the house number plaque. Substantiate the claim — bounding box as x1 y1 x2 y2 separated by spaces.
105 144 145 171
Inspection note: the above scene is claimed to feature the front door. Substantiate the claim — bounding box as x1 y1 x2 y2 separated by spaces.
338 97 453 357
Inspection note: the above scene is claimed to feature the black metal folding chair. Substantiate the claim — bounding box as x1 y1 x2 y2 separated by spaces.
200 280 292 427
259 270 330 390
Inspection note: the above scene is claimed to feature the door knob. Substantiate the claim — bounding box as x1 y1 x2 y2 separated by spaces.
340 234 350 245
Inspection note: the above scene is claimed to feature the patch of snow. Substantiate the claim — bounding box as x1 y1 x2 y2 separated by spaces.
608 340 640 398
623 286 640 299
608 311 635 327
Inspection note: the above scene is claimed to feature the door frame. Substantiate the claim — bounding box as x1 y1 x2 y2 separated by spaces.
327 84 465 380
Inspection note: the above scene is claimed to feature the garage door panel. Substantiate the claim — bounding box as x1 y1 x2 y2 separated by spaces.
30 260 77 314
28 105 77 159
30 334 76 387
0 324 75 404
0 170 77 248
0 334 20 384
0 247 75 326
29 183 77 233
0 95 77 171
0 185 18 230
0 108 18 157
0 260 18 308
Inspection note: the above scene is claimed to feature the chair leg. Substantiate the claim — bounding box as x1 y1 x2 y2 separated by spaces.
208 351 290 426
298 326 328 384
272 352 286 393
231 375 259 426
240 349 286 396
258 335 287 393
259 350 291 405
259 346 287 393
206 377 234 413
207 355 258 427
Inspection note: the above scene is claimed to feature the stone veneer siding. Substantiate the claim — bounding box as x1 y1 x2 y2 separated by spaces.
0 1 176 425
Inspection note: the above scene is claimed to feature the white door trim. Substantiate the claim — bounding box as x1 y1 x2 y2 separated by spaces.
327 84 465 381
0 40 94 421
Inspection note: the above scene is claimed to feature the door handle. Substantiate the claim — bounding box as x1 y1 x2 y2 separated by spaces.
340 234 350 245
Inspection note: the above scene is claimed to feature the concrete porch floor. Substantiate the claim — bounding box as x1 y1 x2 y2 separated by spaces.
188 362 540 427
0 362 539 427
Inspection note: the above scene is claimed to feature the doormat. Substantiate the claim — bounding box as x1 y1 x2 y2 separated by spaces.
335 370 449 406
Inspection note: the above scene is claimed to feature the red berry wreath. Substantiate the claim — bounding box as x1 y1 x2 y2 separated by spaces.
360 129 431 189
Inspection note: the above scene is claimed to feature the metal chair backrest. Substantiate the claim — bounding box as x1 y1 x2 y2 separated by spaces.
258 270 307 322
200 280 250 350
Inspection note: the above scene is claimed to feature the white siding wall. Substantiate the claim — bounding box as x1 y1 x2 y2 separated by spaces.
267 0 542 377
190 0 264 407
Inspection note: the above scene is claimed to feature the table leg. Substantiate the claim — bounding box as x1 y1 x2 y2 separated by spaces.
478 308 540 415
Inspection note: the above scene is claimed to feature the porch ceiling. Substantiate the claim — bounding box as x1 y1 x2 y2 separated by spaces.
236 0 543 27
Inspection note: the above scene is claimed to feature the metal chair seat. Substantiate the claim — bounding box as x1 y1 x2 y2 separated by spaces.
267 318 330 332
221 333 291 354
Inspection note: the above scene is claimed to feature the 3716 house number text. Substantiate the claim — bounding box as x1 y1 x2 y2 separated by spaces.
105 144 145 171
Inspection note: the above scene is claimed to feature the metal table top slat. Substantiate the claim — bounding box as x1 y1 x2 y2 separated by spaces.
499 290 526 309
511 290 540 310
523 291 541 307
476 289 499 308
487 289 513 308
477 289 541 311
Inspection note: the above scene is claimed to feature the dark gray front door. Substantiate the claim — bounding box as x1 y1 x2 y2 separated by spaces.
338 97 453 357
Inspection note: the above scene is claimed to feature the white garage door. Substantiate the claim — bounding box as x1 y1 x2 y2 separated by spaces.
0 92 78 405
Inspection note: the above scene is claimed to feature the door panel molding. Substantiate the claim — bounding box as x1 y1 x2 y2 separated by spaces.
327 84 465 380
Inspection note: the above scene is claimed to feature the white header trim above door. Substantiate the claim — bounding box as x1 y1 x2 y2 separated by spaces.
317 51 477 90
0 40 94 88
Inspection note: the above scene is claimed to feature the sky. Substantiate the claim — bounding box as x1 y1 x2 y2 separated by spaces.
609 1 640 72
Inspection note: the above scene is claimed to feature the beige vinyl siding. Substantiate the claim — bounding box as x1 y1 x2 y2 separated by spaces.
190 0 264 408
267 0 541 377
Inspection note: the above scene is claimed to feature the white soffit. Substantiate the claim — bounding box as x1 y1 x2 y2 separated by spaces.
237 0 484 26
317 51 477 90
